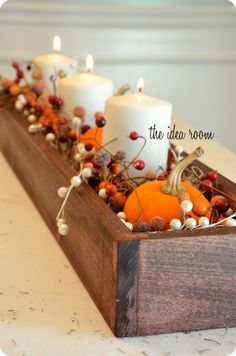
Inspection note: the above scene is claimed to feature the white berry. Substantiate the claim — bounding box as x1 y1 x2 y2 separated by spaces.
57 218 66 227
15 100 23 111
71 176 82 187
58 186 68 198
28 114 37 123
77 143 85 152
74 153 82 162
79 146 88 157
117 212 126 220
226 219 236 227
18 94 27 105
125 222 133 231
23 110 29 116
46 132 56 142
72 116 82 128
199 216 209 227
23 109 29 116
98 188 108 200
58 223 69 236
82 168 92 178
181 200 193 213
170 219 182 230
175 146 184 155
185 217 197 229
28 123 42 133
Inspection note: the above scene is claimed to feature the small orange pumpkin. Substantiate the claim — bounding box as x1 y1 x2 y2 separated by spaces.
124 147 211 224
79 127 102 151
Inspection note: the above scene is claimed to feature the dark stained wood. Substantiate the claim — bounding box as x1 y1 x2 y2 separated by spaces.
1 108 236 337
0 108 128 333
116 240 139 337
137 231 236 336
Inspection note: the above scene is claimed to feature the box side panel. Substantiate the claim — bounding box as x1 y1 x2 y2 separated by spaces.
116 240 140 337
137 233 236 336
0 109 118 333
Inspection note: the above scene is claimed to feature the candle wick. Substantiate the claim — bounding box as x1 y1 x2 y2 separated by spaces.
138 88 143 93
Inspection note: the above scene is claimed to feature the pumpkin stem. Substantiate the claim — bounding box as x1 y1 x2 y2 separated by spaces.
162 146 204 195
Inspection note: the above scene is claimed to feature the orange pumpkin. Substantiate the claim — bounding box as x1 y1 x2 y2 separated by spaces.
79 127 102 151
124 147 211 224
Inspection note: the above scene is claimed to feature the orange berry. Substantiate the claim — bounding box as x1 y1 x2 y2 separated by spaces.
109 163 122 175
84 162 93 169
74 106 86 118
43 106 52 117
99 180 109 190
177 191 190 204
68 130 77 140
211 195 225 205
0 79 13 89
109 192 127 212
9 84 20 96
105 184 117 197
30 99 37 108
192 201 208 217
145 170 157 180
32 70 42 80
48 112 56 121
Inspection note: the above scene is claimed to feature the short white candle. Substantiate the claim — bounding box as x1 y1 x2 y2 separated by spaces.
32 35 78 94
59 54 113 127
103 78 172 175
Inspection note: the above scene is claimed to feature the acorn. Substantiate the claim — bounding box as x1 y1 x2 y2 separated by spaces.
133 221 151 233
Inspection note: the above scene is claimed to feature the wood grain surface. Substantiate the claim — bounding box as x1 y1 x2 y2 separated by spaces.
1 108 236 337
0 108 128 333
137 231 236 335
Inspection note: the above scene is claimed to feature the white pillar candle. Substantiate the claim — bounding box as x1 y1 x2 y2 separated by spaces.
32 35 78 94
103 78 172 175
59 54 113 127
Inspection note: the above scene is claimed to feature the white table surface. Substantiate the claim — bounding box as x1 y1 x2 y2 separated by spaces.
0 117 236 356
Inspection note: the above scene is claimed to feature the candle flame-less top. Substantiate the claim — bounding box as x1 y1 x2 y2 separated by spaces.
53 35 61 53
86 54 94 73
137 77 144 93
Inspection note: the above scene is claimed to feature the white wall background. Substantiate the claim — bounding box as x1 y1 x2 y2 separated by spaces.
0 0 236 153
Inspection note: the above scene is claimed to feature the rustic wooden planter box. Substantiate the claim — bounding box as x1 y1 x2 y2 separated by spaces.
1 108 236 337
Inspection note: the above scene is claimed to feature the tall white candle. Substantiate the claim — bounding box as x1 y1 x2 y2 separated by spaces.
59 54 113 127
103 78 172 175
32 35 78 94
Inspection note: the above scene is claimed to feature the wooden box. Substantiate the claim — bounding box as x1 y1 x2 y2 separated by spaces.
1 108 236 337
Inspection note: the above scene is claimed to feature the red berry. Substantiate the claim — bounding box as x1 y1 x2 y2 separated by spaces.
95 112 106 127
12 61 20 69
201 179 213 191
129 131 139 140
49 95 57 105
207 170 218 182
157 171 168 180
81 125 91 134
56 97 64 106
88 175 100 187
133 159 145 170
85 143 93 151
17 69 24 79
215 198 230 214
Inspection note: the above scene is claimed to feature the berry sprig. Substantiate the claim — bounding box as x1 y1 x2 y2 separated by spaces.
1 62 235 236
